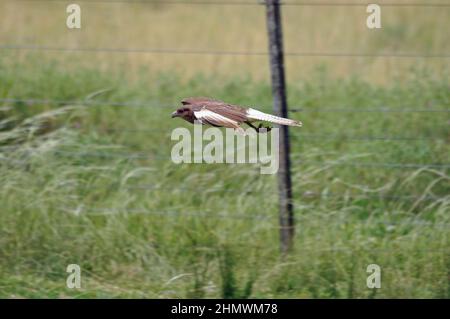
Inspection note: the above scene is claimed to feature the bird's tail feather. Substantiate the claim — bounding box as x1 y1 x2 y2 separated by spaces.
247 108 302 127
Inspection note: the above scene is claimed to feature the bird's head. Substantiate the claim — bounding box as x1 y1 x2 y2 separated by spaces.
171 107 191 119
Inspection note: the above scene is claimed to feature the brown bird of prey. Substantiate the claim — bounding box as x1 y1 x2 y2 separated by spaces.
171 97 302 133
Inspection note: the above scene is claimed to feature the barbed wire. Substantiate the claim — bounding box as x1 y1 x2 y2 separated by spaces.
0 150 448 200
2 146 450 169
2 149 446 169
289 107 450 113
2 93 449 171
98 130 450 142
0 151 450 170
13 0 450 8
2 44 449 58
1 122 447 142
282 1 450 7
315 162 450 169
1 98 449 113
59 206 450 228
1 153 445 201
123 184 447 201
132 130 450 141
292 134 447 142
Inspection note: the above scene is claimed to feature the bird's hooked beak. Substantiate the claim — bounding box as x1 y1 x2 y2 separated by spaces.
171 111 179 118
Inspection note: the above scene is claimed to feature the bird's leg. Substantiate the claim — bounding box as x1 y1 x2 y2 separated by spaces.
245 121 258 131
233 126 247 136
245 121 271 133
257 123 272 132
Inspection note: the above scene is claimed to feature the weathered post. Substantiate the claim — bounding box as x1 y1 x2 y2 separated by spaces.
265 0 294 254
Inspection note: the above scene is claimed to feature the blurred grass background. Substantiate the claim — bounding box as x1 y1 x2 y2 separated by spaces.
0 0 449 298
1 0 449 83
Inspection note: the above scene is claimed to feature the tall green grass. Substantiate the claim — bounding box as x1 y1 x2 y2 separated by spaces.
0 59 449 298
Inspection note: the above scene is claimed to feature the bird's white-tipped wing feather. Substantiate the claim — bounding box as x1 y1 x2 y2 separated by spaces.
194 109 241 129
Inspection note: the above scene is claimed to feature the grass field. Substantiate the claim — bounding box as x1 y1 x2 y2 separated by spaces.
0 1 449 298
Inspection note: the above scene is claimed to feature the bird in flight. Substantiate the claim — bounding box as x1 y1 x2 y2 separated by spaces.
171 97 302 133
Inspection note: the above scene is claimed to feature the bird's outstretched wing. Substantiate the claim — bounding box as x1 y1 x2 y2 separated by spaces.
184 97 248 129
193 108 242 129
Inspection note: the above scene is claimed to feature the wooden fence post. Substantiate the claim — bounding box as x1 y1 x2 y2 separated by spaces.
265 0 295 254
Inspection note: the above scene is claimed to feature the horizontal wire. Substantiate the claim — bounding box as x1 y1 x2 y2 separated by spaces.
97 128 450 142
3 146 450 169
1 44 449 58
123 184 447 201
311 161 450 169
283 1 450 7
13 0 450 7
1 98 449 113
69 207 272 220
1 122 445 142
3 149 449 169
292 133 446 142
46 149 450 169
289 107 450 113
59 206 450 228
97 129 449 142
0 156 445 200
1 157 442 201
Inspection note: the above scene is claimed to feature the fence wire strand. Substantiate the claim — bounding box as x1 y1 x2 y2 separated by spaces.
58 206 450 229
13 0 450 8
1 98 449 113
2 44 450 58
123 184 447 202
1 122 447 142
1 149 448 169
